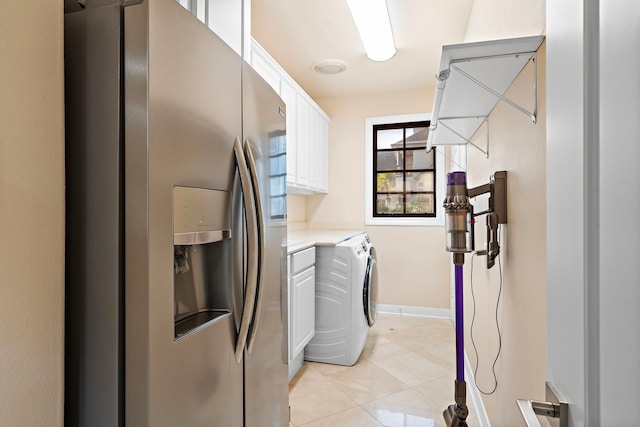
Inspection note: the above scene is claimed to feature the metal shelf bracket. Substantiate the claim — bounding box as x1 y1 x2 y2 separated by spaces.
450 51 538 124
439 118 490 158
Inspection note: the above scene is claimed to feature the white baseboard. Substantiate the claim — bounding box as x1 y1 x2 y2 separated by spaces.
376 304 450 319
288 352 304 382
375 304 491 426
464 353 491 427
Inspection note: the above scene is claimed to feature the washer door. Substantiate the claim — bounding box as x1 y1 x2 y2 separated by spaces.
363 246 378 327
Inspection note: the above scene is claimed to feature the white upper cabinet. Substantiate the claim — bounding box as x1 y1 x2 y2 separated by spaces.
279 79 297 183
176 0 243 56
295 94 310 188
249 42 280 93
249 39 329 195
207 0 242 55
308 106 329 192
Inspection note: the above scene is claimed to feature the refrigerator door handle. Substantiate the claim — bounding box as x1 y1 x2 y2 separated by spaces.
233 136 259 363
244 139 265 353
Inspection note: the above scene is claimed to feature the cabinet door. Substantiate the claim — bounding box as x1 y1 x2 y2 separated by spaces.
295 94 310 188
250 49 280 93
307 108 320 190
318 114 329 192
280 79 297 184
207 0 242 55
307 108 329 193
290 266 315 360
176 0 242 55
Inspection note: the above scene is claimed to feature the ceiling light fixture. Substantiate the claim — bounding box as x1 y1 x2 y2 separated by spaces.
313 60 348 75
346 0 396 62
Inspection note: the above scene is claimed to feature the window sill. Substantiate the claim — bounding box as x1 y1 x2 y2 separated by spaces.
365 215 444 227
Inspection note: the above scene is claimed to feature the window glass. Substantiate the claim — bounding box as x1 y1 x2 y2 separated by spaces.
376 151 402 171
405 194 434 214
376 194 403 215
406 171 434 192
406 149 433 170
376 172 403 192
376 128 404 150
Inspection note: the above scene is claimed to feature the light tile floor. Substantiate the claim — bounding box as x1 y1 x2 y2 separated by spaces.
289 314 480 427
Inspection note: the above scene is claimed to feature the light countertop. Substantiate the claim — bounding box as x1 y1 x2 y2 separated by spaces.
287 229 364 254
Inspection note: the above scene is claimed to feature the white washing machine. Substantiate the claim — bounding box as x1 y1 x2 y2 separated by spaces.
304 233 378 366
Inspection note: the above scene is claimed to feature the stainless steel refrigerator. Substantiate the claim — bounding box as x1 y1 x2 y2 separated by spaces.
64 1 288 425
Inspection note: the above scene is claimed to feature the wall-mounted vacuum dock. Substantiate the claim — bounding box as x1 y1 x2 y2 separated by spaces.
469 170 507 269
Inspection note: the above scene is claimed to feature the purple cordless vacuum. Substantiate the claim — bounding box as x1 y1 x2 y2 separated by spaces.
442 171 473 427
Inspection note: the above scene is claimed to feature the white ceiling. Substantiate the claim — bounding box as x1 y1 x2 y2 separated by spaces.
251 0 476 100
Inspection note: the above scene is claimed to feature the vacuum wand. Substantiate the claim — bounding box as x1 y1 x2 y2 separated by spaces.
442 171 472 427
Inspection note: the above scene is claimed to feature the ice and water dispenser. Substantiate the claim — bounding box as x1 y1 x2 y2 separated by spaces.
173 186 233 340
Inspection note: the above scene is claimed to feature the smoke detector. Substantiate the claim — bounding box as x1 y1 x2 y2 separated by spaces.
312 60 348 75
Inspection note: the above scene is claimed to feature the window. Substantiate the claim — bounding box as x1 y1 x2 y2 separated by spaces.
365 114 445 226
374 121 435 217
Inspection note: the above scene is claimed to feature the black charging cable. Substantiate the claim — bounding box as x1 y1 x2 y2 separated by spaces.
470 225 503 395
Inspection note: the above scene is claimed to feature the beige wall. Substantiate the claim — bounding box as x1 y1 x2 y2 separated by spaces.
0 1 65 426
463 11 547 426
464 46 547 426
301 89 451 310
287 194 307 231
464 0 546 43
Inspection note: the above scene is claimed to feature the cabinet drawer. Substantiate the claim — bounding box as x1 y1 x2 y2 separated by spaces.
291 247 315 275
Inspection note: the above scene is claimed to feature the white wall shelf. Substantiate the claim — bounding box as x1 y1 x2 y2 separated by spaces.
426 35 544 154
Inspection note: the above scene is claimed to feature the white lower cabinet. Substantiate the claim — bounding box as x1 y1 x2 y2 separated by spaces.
288 247 316 381
290 267 315 356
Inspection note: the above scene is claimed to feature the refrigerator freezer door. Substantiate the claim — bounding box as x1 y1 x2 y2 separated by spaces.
241 62 289 427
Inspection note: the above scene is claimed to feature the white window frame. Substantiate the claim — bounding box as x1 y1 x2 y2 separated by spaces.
364 113 445 226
